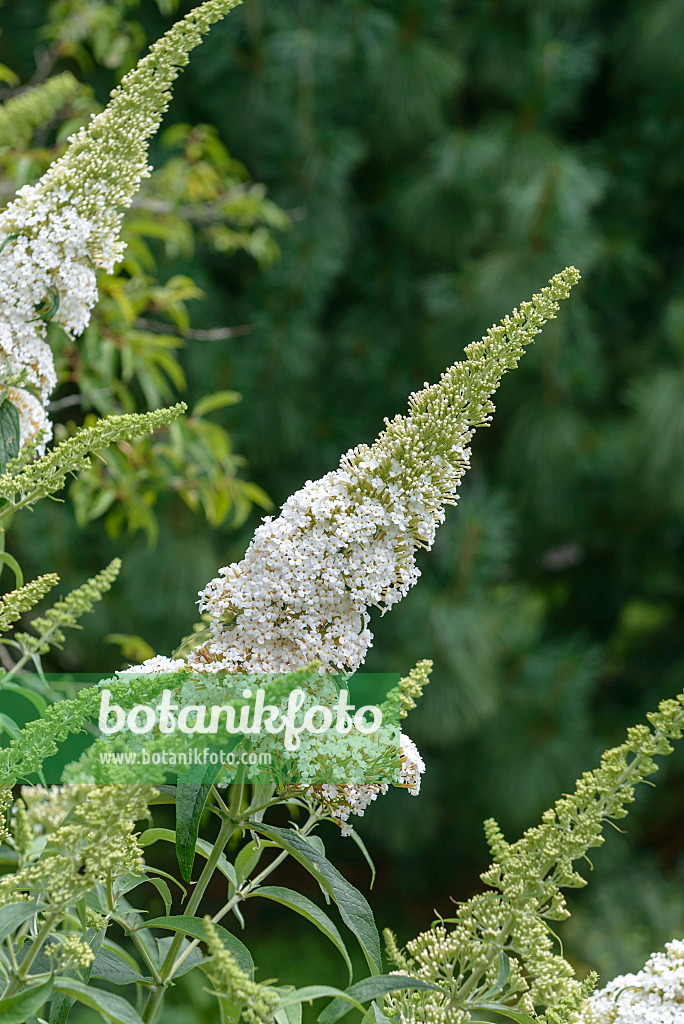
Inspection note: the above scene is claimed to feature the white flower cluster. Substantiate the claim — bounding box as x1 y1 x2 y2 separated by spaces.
0 192 100 449
308 734 425 836
195 269 580 678
399 733 426 795
577 939 684 1024
0 0 238 452
128 655 187 675
194 442 473 675
194 464 441 674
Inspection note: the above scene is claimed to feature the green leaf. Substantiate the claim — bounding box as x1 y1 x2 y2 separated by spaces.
145 865 187 899
0 977 53 1024
54 977 144 1024
254 824 382 975
90 946 152 986
0 399 20 474
141 828 237 889
0 234 20 256
192 391 241 417
0 901 38 942
139 827 177 847
196 838 238 888
349 830 376 889
469 1004 538 1024
318 976 446 1024
250 886 352 983
274 996 302 1024
175 737 241 881
156 936 205 978
276 986 368 1018
146 876 173 916
479 952 511 1001
139 916 254 977
0 714 21 740
112 872 148 902
0 552 23 588
0 680 47 715
234 838 266 883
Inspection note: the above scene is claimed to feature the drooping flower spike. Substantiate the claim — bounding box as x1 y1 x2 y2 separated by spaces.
0 0 241 449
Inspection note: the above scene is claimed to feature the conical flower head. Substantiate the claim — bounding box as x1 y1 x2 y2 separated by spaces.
195 267 580 674
0 0 241 448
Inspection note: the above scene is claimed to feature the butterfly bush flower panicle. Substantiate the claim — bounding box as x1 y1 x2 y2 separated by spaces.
0 784 155 910
311 733 426 836
298 661 431 833
380 659 432 722
576 940 684 1024
13 784 94 843
203 917 279 1024
0 73 79 152
381 691 684 1024
0 0 240 449
194 268 580 677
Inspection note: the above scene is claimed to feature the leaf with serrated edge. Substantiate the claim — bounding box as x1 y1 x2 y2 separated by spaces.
250 886 352 982
254 824 382 975
139 916 253 977
54 978 144 1024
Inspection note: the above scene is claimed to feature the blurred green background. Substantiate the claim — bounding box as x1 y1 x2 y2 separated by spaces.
3 0 684 1012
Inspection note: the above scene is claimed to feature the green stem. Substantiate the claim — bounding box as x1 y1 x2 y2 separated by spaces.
113 914 162 986
4 935 17 974
0 618 63 685
1 911 59 998
141 813 238 1024
168 811 320 979
0 494 39 527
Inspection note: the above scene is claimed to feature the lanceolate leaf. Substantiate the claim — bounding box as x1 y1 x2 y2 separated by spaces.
196 837 238 888
175 736 241 881
140 827 237 888
90 946 153 986
469 1003 538 1024
156 936 206 978
275 986 368 1018
249 885 353 982
54 978 144 1024
140 916 254 977
0 398 20 474
0 901 38 942
234 838 266 883
146 876 173 916
349 830 376 889
0 978 53 1024
253 823 382 975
